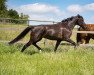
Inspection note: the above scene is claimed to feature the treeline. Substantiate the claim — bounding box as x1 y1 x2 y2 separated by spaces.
0 0 29 24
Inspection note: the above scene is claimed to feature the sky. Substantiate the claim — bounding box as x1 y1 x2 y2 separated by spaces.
7 0 94 24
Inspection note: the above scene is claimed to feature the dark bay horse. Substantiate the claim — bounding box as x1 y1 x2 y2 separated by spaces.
77 24 94 44
9 14 87 52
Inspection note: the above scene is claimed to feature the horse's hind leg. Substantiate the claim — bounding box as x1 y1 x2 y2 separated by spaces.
33 43 42 50
54 40 61 52
21 41 32 52
33 43 42 53
21 37 42 52
32 36 43 52
21 29 44 52
21 39 42 52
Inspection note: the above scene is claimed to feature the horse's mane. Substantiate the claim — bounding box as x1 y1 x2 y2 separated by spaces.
61 16 74 23
61 14 83 23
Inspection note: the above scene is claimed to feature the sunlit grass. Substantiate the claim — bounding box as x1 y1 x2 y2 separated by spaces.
1 24 94 75
0 42 94 75
0 24 29 41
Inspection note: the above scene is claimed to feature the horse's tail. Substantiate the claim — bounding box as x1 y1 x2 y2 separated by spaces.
9 26 32 45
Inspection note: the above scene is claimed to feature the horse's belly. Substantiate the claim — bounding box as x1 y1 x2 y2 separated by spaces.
43 35 62 40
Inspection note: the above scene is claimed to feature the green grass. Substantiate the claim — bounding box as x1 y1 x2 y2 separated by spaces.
1 42 94 75
0 24 29 41
1 24 94 75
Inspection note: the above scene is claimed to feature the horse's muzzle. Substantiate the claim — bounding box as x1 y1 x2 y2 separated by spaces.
82 23 88 30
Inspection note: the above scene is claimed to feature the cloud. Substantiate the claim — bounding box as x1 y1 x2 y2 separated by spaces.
18 3 61 14
67 4 83 13
14 3 65 23
11 2 94 24
85 3 94 11
67 3 94 13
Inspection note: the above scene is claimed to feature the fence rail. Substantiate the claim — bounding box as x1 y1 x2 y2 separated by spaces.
0 18 58 25
1 27 94 34
0 18 94 47
0 18 58 22
73 31 94 34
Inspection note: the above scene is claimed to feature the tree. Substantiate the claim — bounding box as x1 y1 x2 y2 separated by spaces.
0 0 29 24
8 9 19 19
20 13 29 19
7 9 19 24
0 0 8 17
19 13 29 24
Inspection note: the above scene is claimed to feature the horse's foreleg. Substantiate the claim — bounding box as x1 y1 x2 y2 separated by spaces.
54 40 61 52
85 37 90 44
65 38 76 47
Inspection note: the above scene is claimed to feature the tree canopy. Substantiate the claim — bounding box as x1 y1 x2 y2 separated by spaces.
0 0 8 17
8 9 19 19
0 0 29 20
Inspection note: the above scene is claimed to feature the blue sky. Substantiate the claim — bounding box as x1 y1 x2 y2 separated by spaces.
7 0 94 24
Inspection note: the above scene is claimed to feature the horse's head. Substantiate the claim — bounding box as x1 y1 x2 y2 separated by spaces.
75 14 87 30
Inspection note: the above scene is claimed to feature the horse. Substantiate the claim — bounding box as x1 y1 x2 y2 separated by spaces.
9 14 87 52
77 24 94 44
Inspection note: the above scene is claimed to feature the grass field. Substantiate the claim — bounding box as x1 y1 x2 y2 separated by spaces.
0 24 29 41
0 24 94 75
1 42 94 75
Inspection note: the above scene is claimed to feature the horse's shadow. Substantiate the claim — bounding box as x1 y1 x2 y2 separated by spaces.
8 43 75 55
60 43 73 46
23 43 72 55
24 50 39 55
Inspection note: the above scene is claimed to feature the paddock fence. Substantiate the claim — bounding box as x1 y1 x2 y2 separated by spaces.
0 18 94 47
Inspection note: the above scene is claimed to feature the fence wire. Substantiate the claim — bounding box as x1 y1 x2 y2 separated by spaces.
0 18 94 48
0 18 57 46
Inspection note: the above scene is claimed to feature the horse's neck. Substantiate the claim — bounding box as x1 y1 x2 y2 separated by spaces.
68 20 76 30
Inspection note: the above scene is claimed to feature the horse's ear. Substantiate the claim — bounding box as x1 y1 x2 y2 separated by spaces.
77 14 81 18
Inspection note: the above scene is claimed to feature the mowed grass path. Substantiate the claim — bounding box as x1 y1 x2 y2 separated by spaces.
0 42 94 75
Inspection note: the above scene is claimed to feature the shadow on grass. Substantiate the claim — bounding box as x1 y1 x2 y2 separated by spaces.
60 43 74 46
23 47 54 55
42 47 54 52
24 50 39 55
6 42 83 55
